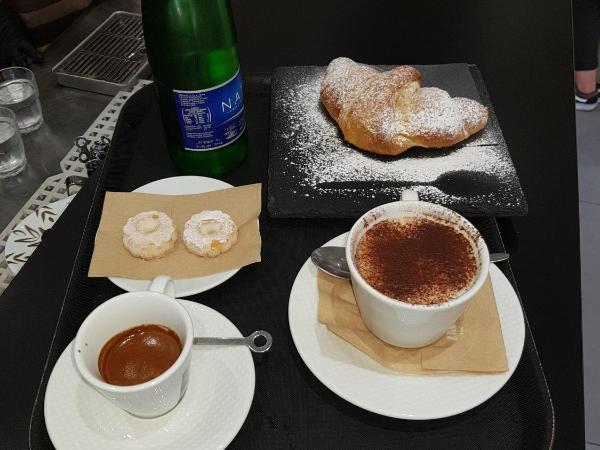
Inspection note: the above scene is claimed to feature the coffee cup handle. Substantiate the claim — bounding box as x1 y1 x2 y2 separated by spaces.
401 190 419 201
149 275 176 298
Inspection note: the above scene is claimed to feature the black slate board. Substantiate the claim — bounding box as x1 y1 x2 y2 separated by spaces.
268 63 527 218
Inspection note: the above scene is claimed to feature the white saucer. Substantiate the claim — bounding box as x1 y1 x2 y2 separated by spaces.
108 176 239 297
288 233 525 420
45 300 255 450
6 196 74 275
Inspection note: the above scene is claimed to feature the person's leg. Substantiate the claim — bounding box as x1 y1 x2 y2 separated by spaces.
573 0 600 109
573 0 600 91
575 69 597 95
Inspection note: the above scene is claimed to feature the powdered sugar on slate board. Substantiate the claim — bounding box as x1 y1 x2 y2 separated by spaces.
268 64 527 218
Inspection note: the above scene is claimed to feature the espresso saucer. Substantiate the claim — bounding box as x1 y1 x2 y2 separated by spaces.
288 233 525 420
44 301 255 450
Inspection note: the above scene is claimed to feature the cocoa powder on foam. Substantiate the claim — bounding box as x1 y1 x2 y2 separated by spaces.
355 218 478 305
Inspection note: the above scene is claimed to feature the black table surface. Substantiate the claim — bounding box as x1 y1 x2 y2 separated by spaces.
0 0 584 448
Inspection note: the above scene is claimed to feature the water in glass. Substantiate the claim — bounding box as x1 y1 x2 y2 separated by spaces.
0 78 43 133
0 116 26 178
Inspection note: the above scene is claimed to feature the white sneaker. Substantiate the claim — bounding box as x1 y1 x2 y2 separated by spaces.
576 91 599 111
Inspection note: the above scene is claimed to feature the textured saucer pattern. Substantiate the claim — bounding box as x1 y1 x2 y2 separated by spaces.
44 301 255 450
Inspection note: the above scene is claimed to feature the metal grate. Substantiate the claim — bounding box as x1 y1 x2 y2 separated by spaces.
101 13 143 37
52 12 149 95
60 53 143 84
83 34 142 59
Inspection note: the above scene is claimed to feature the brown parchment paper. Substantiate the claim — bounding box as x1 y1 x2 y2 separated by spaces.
88 184 261 279
317 272 508 374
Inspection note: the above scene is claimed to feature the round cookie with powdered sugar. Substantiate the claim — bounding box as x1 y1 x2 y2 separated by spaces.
183 210 238 258
122 210 177 260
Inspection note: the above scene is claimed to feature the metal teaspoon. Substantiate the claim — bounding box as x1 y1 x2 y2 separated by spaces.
311 246 510 280
193 330 273 353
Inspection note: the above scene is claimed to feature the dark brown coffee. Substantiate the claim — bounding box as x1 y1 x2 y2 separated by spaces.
98 324 182 386
355 217 478 305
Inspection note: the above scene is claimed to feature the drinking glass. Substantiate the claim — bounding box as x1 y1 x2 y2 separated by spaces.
0 67 43 133
0 107 26 179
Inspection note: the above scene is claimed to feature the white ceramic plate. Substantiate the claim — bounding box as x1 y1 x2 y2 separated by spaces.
288 233 526 420
5 196 74 275
45 300 255 450
108 176 239 297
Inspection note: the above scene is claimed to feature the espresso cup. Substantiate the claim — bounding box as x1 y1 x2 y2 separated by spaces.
345 192 490 348
74 275 193 418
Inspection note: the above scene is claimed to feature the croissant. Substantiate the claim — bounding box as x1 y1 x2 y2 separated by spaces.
320 57 488 155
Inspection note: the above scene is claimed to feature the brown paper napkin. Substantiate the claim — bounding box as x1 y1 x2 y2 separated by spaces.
317 272 508 373
88 184 261 280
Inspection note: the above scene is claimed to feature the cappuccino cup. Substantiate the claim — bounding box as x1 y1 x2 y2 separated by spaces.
345 193 489 348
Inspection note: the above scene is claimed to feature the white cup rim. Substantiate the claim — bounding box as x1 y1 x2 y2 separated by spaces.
73 291 193 393
346 200 490 311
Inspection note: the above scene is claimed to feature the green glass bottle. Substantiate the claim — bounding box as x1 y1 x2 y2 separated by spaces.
142 0 246 177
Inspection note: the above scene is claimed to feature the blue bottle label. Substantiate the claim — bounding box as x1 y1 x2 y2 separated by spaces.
172 69 245 151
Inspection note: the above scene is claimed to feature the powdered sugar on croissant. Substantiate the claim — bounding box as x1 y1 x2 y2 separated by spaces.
320 57 488 155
